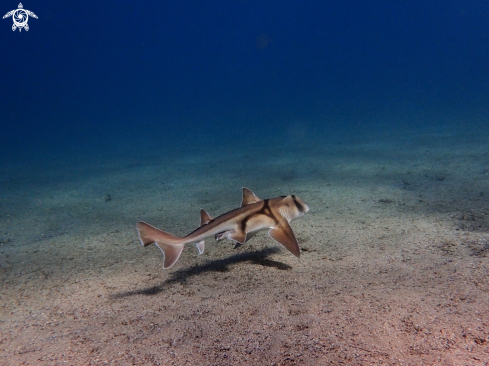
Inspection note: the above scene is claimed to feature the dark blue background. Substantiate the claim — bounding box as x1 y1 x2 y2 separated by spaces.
1 0 488 161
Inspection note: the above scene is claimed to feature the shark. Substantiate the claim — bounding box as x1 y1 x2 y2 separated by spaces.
137 188 310 269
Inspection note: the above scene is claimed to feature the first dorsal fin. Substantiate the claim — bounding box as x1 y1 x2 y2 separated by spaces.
200 209 214 226
241 187 262 206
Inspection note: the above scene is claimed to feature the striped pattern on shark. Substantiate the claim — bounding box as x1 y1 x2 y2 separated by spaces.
137 188 310 269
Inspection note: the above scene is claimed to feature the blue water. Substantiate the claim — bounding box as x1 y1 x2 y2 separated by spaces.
3 3 489 363
2 0 488 164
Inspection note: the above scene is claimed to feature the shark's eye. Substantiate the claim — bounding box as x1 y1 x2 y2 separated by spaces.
292 196 305 212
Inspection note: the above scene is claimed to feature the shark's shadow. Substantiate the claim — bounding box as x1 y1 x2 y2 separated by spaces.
112 247 291 299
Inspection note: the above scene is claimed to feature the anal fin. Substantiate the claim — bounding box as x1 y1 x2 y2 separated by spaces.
195 240 205 255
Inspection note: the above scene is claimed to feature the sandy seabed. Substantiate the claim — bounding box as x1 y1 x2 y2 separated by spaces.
1 128 489 365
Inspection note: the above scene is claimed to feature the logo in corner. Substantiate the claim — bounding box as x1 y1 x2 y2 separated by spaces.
3 3 38 32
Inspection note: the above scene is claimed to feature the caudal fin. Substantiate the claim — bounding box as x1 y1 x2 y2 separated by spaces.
136 221 185 269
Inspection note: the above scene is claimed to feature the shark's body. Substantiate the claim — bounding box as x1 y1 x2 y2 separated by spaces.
137 188 309 269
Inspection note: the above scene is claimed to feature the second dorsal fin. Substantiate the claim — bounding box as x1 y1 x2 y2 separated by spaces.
241 187 262 206
200 209 214 226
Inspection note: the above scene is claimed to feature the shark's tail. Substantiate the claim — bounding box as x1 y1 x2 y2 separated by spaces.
136 221 185 269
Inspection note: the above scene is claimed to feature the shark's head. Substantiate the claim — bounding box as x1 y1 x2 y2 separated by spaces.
291 195 309 216
277 195 309 221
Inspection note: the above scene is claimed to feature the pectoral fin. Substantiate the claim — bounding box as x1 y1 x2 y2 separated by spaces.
268 223 301 258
